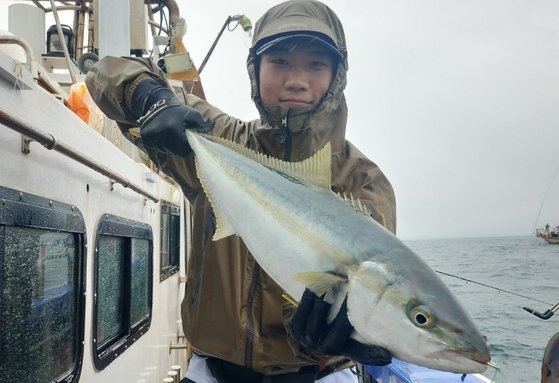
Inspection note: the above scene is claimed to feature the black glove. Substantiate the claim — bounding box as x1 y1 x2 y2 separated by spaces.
131 78 213 156
288 288 392 366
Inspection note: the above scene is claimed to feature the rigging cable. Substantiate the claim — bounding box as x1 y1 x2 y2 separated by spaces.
533 160 559 232
149 1 170 60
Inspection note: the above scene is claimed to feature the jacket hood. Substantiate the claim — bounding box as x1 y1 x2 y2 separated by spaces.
246 0 349 161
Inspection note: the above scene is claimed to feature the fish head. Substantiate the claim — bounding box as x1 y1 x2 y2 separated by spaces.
346 260 491 373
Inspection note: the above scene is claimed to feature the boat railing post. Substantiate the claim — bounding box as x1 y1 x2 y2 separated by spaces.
171 365 181 382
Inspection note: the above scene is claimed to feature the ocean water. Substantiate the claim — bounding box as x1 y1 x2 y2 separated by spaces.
403 235 559 383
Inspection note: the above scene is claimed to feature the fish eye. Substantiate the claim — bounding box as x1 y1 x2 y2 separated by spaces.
409 305 436 328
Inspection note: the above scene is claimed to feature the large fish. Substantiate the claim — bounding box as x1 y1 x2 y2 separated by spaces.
185 130 491 373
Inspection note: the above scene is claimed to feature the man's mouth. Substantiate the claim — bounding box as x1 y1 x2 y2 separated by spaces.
280 99 312 108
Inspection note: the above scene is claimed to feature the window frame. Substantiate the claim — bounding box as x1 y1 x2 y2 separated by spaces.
0 186 86 383
159 201 181 281
92 213 153 370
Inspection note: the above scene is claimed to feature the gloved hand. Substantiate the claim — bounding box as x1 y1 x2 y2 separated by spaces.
132 78 213 156
288 288 392 366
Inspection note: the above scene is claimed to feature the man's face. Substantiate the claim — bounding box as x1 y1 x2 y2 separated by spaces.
258 40 336 109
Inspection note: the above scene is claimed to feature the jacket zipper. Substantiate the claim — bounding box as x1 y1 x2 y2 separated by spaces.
245 262 261 369
280 115 292 161
245 116 290 368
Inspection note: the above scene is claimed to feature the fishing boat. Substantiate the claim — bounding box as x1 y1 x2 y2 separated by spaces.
535 227 559 244
0 1 193 382
0 1 504 383
543 235 559 245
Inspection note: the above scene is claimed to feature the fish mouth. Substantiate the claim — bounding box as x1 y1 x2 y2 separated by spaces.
462 351 491 368
457 337 492 365
471 351 492 365
425 348 491 373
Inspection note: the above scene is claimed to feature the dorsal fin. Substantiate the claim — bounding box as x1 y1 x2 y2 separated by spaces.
203 134 332 189
338 192 373 218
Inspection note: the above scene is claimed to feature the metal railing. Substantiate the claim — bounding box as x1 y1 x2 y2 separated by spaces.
0 107 160 203
0 35 35 72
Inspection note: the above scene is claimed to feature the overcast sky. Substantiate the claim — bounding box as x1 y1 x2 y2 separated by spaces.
2 1 559 240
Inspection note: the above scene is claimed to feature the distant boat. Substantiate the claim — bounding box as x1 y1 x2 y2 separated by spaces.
543 235 559 244
535 227 559 244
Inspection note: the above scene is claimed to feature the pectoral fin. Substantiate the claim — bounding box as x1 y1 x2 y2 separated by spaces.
293 271 347 304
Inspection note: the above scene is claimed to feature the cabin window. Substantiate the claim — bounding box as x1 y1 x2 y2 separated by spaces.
0 187 86 383
160 202 180 281
93 214 152 370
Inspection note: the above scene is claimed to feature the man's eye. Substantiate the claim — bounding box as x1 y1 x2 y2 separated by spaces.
272 58 288 66
311 61 328 69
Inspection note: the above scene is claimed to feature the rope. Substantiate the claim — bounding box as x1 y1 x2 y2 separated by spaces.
533 161 559 232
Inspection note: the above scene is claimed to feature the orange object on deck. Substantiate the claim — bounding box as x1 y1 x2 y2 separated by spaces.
65 82 104 133
66 82 90 124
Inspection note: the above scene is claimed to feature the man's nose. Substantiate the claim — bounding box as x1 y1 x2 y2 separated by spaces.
285 67 309 91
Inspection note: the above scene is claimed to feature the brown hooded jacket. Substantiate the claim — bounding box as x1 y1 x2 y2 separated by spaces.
85 0 396 375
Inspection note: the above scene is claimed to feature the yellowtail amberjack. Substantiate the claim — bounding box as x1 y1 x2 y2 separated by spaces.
185 130 491 373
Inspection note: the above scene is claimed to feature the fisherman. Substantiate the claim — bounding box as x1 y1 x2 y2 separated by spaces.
86 0 396 382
